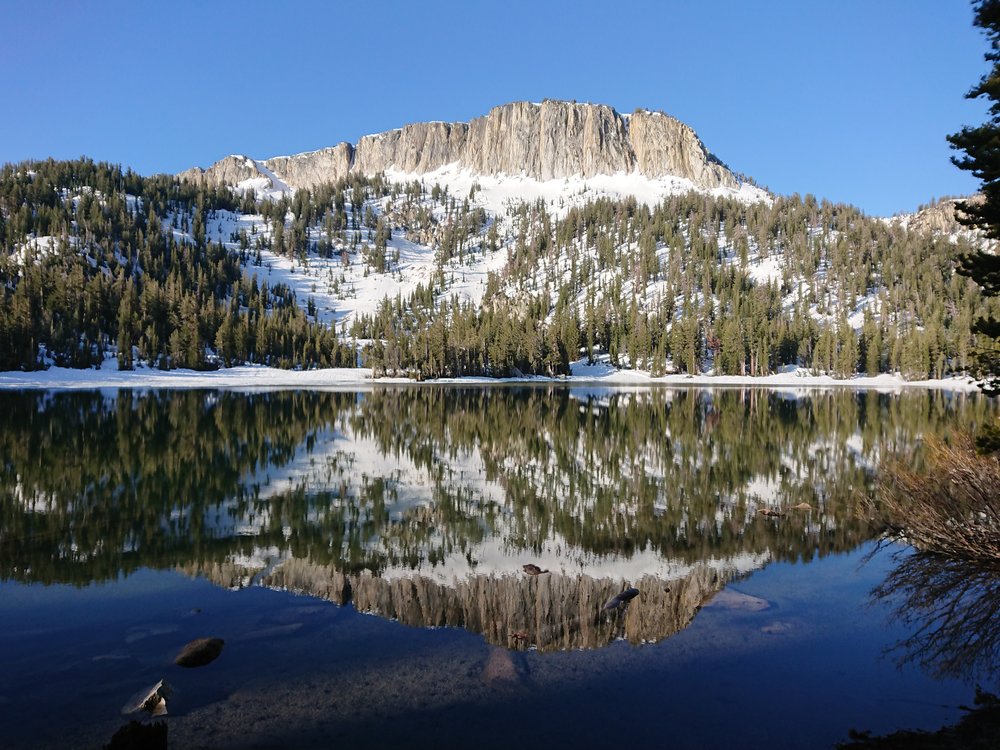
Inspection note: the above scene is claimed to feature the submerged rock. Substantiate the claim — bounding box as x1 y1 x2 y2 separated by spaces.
235 623 302 641
174 637 224 668
124 624 179 644
481 646 526 686
121 679 172 717
705 589 770 612
761 621 795 635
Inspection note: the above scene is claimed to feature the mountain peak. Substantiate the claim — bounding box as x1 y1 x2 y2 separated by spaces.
180 100 756 202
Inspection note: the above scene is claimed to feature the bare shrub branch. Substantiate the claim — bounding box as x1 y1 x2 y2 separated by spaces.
874 433 1000 564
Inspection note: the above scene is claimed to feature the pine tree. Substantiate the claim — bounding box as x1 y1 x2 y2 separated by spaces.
949 0 1000 397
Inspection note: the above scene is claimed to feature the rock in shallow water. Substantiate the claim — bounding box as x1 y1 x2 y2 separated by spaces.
174 637 224 668
761 621 795 635
481 646 526 686
121 679 172 717
124 624 179 644
705 589 770 612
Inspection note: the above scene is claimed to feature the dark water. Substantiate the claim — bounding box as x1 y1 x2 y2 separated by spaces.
0 386 996 749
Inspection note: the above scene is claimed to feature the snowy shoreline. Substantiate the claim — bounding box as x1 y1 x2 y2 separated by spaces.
0 360 981 392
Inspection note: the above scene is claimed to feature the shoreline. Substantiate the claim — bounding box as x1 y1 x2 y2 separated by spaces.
0 362 981 392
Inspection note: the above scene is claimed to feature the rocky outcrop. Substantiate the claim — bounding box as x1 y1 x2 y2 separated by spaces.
461 101 636 180
629 109 738 189
894 195 985 236
178 155 261 187
181 100 746 191
354 121 469 176
262 144 354 190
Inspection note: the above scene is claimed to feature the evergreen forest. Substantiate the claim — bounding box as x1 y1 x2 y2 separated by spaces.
0 157 994 379
0 159 352 370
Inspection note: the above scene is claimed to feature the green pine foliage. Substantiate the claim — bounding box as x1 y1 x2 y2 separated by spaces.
1 156 992 379
949 1 1000 241
0 158 352 371
355 191 990 380
948 0 1000 403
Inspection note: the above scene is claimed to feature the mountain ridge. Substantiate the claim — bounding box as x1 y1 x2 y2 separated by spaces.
179 100 750 196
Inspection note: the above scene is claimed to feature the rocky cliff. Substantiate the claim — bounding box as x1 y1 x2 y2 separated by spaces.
892 195 985 236
354 120 468 177
178 154 263 186
461 100 637 180
180 100 745 192
264 143 354 187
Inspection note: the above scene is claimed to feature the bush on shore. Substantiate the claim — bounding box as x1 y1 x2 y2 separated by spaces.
875 433 1000 565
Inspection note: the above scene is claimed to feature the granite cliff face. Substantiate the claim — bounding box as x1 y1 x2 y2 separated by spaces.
629 109 738 189
459 101 636 180
892 195 986 236
178 154 263 186
181 100 745 192
263 144 354 187
354 120 468 177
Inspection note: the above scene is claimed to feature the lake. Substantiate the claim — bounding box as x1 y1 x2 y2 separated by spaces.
0 386 996 749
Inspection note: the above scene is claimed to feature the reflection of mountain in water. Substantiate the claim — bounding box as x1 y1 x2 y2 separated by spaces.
261 560 744 651
0 387 990 592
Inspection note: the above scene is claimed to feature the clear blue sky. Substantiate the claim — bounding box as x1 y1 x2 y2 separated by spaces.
0 0 990 216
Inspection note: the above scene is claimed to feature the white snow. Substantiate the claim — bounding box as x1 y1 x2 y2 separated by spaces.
372 540 771 586
0 357 979 391
384 163 770 220
746 255 783 285
248 160 293 199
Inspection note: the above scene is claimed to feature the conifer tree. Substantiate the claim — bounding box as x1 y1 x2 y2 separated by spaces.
949 0 1000 398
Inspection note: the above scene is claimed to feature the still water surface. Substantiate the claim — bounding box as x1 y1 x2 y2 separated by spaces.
0 386 996 748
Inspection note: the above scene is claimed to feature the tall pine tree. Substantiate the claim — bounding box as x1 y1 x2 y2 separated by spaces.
949 0 1000 401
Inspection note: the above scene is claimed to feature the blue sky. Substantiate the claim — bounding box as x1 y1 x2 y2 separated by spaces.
0 0 989 216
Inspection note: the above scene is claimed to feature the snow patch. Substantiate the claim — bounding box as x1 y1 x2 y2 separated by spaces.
384 163 770 220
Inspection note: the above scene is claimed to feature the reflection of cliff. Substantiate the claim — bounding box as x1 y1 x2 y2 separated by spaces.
175 561 262 591
258 559 733 651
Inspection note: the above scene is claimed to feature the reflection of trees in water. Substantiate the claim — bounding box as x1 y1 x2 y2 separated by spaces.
0 388 990 585
872 549 1000 682
841 562 1000 750
0 390 349 584
350 388 983 565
